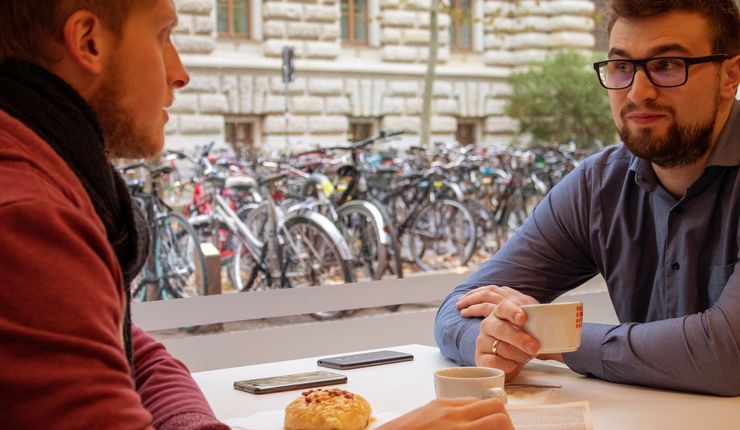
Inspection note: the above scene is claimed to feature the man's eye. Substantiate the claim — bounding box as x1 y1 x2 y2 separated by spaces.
655 60 671 71
610 62 632 74
651 59 681 72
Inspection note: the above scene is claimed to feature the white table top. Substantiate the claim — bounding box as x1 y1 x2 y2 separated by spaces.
192 344 740 430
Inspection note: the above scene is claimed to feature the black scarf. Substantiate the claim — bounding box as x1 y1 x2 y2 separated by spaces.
0 59 149 372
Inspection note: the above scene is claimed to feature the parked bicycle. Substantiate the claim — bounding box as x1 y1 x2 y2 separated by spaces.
122 162 207 331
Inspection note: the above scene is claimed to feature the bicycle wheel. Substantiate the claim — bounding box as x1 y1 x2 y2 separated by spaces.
367 196 403 280
337 201 388 282
229 229 268 293
281 215 355 320
408 199 477 272
155 213 207 300
466 199 498 256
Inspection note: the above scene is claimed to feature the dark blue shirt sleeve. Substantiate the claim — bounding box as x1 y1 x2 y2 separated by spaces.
563 264 740 396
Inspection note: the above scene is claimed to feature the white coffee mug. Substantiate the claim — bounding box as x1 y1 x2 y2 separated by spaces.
434 367 507 404
521 302 583 354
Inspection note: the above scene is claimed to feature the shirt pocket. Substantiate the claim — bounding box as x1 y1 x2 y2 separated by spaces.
708 263 736 306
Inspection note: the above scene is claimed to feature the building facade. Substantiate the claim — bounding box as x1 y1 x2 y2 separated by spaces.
168 0 597 154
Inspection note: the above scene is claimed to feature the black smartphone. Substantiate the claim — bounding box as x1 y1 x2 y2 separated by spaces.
233 370 347 394
317 350 414 370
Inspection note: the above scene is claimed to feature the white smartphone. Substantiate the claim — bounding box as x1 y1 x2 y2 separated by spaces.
233 370 347 394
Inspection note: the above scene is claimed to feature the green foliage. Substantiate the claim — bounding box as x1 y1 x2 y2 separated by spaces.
505 50 616 149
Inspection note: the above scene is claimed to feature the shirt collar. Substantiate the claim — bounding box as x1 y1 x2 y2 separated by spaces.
706 99 740 167
628 155 657 191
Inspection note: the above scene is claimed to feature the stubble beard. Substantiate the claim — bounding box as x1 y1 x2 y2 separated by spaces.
618 98 718 169
89 59 163 160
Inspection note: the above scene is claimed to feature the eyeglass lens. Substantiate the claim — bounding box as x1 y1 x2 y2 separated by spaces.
601 58 686 89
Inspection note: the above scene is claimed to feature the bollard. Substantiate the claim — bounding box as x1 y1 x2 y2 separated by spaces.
200 242 221 296
199 242 223 332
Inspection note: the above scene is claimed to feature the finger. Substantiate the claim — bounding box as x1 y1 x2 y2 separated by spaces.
467 411 515 430
459 285 500 299
476 348 522 374
491 339 533 364
498 286 539 306
474 336 523 374
459 303 495 318
461 401 513 430
456 289 503 310
428 397 480 408
493 300 527 326
482 314 538 356
458 397 508 418
537 353 564 362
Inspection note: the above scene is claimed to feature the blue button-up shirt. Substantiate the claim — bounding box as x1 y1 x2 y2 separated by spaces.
435 101 740 396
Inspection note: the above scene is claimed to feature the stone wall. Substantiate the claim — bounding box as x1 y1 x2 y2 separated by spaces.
483 0 595 66
167 0 596 152
262 0 342 59
380 0 451 63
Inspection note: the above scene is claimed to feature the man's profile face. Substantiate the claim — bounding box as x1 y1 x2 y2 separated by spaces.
607 11 724 168
90 0 188 159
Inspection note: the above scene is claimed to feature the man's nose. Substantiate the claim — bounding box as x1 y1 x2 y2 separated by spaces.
167 44 190 89
627 68 658 104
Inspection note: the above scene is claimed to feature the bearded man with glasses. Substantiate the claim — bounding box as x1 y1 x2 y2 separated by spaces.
436 0 740 396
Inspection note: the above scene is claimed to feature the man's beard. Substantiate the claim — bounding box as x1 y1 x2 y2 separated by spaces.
619 100 717 168
89 62 160 159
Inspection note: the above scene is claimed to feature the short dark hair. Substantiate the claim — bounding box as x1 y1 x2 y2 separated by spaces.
0 0 154 64
607 0 740 56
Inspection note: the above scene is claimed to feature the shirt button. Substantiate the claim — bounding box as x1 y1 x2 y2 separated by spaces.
671 262 680 271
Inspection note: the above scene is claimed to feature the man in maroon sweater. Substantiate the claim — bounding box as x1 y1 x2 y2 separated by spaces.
0 1 512 429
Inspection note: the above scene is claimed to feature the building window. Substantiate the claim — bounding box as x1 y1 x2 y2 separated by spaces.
341 0 368 44
449 0 473 50
348 118 376 141
456 120 477 146
225 118 257 161
217 0 250 38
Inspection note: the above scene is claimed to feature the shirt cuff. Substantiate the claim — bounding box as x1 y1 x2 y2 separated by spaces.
458 319 481 366
562 323 613 380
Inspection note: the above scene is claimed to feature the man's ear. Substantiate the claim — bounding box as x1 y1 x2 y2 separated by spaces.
720 54 740 100
61 10 114 75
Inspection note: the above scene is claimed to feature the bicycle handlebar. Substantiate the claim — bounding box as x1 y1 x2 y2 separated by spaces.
120 162 146 172
120 162 173 178
327 129 405 152
201 141 216 157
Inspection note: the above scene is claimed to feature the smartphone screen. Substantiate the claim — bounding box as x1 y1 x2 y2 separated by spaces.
233 370 347 394
317 350 414 370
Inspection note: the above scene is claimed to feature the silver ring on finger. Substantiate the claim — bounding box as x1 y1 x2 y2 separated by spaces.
492 339 500 355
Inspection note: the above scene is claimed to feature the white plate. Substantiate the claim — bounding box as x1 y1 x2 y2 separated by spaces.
224 410 400 430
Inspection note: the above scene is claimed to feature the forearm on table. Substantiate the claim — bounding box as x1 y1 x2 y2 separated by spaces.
435 291 481 366
133 327 229 429
564 306 740 396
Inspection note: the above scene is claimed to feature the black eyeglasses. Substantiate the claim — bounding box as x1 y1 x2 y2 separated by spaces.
593 55 728 90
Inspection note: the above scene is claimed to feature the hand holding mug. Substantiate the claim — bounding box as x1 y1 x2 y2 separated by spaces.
456 285 540 380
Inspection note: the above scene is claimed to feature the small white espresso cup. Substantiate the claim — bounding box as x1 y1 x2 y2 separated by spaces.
520 302 583 354
434 367 507 404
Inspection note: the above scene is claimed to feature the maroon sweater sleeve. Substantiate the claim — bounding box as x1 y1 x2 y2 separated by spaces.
0 199 154 429
133 326 229 430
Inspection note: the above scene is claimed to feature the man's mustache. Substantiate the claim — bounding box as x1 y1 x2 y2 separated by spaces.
620 101 675 119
